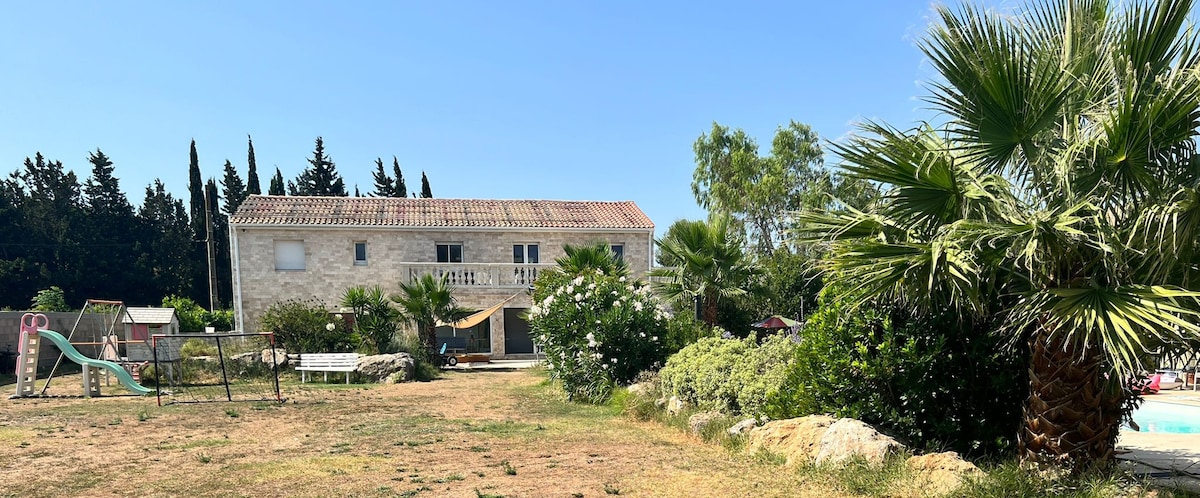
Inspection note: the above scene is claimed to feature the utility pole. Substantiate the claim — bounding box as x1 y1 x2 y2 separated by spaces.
204 186 219 311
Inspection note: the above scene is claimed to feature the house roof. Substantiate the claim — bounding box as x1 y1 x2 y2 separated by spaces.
229 196 655 230
122 307 178 325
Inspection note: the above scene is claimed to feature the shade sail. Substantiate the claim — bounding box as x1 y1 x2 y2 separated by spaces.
440 293 521 329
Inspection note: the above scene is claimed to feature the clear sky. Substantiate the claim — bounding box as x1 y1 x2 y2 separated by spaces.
1 1 954 234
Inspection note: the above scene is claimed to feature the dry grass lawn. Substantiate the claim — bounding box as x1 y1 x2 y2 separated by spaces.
0 368 846 498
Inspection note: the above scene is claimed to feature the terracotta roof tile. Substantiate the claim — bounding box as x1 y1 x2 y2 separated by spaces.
229 196 654 230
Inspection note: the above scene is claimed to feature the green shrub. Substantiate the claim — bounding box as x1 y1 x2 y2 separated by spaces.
179 339 217 359
529 270 668 403
658 333 797 417
30 286 70 312
341 285 402 354
662 313 714 354
258 299 353 353
765 290 1025 458
162 296 233 332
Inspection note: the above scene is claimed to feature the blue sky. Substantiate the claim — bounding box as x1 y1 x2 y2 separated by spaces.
1 1 952 234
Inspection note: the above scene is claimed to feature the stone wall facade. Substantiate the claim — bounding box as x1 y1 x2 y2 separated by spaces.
232 226 653 358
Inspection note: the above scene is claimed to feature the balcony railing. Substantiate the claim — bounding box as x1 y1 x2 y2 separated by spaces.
405 263 554 288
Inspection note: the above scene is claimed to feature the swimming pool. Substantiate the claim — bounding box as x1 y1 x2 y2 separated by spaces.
1126 400 1200 434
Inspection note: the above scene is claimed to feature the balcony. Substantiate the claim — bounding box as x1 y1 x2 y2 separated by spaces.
405 263 554 288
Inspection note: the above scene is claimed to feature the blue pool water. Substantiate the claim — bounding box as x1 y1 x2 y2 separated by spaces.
1126 400 1200 434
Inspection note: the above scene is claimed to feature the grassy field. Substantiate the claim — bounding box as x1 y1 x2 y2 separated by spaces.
1 368 850 498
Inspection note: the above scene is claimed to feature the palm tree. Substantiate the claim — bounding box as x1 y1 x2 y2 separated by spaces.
391 273 473 352
554 242 629 277
797 0 1200 471
651 215 759 328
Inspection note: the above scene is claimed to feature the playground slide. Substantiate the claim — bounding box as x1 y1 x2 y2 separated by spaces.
37 329 155 395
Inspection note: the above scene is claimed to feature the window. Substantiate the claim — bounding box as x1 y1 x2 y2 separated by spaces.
436 243 463 263
274 240 305 270
513 244 539 264
354 241 367 266
611 244 624 262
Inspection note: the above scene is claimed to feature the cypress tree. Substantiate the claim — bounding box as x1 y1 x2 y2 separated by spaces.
269 167 285 195
354 185 361 197
188 140 204 239
420 171 432 198
371 157 394 197
293 136 347 196
220 159 247 215
246 135 261 195
393 157 407 198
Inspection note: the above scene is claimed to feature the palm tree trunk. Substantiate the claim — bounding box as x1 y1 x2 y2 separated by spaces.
1018 326 1124 472
421 323 437 353
702 296 719 328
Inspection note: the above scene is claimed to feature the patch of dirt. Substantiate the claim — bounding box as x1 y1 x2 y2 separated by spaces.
1 369 847 497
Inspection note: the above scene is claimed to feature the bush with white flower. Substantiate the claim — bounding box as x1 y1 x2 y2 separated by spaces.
529 268 668 403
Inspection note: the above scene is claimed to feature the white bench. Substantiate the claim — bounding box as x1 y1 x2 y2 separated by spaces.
296 353 359 384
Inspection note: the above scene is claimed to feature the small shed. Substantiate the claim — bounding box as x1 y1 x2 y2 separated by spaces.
121 307 180 362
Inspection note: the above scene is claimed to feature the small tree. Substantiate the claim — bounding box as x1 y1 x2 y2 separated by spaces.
391 274 472 352
30 286 70 312
342 285 401 354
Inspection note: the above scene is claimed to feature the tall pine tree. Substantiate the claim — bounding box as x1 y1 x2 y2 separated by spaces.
187 140 204 240
393 157 407 198
82 149 138 301
371 157 394 197
220 159 247 215
246 135 261 195
269 167 285 195
203 178 232 308
137 180 199 303
292 136 347 196
420 171 432 198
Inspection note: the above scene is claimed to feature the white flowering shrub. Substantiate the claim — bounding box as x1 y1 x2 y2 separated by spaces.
529 269 668 403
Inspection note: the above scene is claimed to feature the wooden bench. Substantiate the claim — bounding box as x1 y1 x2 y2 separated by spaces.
296 353 359 384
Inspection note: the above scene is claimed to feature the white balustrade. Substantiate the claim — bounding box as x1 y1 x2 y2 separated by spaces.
405 263 552 288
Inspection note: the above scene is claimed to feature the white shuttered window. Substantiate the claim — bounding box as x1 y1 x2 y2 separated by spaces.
274 240 306 270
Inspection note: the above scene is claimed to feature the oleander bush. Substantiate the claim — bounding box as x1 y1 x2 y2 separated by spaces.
258 299 354 354
658 333 797 417
529 269 668 403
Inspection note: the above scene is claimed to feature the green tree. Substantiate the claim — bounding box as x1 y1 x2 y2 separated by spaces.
220 159 247 215
31 286 70 312
204 178 232 308
393 157 407 198
797 0 1200 471
650 216 759 328
138 180 198 300
246 135 261 195
268 167 285 195
342 285 402 354
692 121 823 253
391 274 472 352
419 171 432 198
187 139 204 240
292 136 347 196
82 149 139 301
370 157 394 197
554 242 629 277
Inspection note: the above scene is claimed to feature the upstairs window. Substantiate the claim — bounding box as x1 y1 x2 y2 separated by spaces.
436 243 463 263
611 244 624 262
274 240 305 271
354 241 367 266
513 244 539 264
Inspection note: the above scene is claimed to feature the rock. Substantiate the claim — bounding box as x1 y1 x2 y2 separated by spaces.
907 451 982 496
356 353 414 383
815 418 903 465
655 397 667 408
666 396 687 415
688 411 723 435
627 383 650 397
746 415 837 466
261 348 288 367
728 418 758 435
230 351 258 366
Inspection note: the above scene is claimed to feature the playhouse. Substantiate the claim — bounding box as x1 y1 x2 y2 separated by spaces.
118 307 181 362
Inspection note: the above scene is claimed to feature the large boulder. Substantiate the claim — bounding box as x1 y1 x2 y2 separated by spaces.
906 451 982 496
261 348 288 367
229 351 259 366
746 415 837 466
356 353 415 383
815 418 903 465
728 418 758 436
688 411 724 435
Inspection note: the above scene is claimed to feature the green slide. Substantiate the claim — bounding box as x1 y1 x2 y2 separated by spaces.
38 329 155 395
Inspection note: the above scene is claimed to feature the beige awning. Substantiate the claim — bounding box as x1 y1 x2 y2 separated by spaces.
439 293 521 329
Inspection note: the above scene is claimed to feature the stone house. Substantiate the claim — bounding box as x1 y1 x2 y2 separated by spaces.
229 195 654 359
